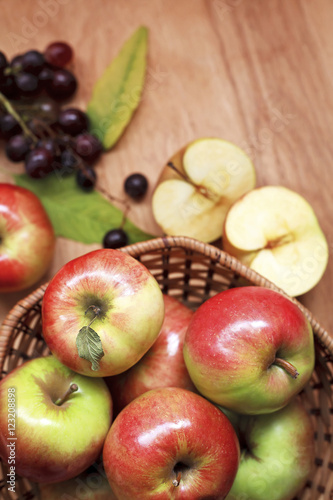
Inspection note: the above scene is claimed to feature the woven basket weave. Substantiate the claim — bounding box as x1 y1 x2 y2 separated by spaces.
0 236 332 500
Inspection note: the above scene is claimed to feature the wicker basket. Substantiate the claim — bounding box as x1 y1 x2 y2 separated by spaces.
0 236 332 500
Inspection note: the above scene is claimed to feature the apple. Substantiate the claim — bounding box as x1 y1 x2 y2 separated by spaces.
103 387 240 500
0 356 112 484
39 462 117 499
42 248 165 377
106 294 196 415
183 286 315 414
0 183 55 292
152 138 256 242
223 185 329 296
226 398 315 500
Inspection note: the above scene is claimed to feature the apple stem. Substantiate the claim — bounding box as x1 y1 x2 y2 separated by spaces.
85 305 101 327
167 161 212 200
0 91 39 144
172 471 182 487
274 358 299 379
55 383 78 406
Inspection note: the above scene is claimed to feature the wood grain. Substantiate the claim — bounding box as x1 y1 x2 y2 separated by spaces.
0 0 332 335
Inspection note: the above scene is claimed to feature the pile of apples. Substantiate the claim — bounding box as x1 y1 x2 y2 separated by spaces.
152 137 329 297
0 245 316 500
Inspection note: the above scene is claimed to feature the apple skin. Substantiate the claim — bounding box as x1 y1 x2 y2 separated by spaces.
39 466 117 499
226 398 315 500
0 356 112 483
103 387 240 500
106 294 196 415
42 249 165 377
183 286 315 414
0 183 55 292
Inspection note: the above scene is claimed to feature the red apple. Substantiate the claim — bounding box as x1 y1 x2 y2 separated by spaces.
0 183 55 292
183 286 315 414
42 249 165 377
106 294 196 415
103 387 240 499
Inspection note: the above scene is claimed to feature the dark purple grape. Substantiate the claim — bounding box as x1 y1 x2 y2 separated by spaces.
124 173 148 200
38 66 54 87
58 108 89 136
0 114 21 139
0 52 8 77
0 75 17 99
36 137 59 158
76 167 97 192
15 72 41 97
73 133 103 164
6 134 32 162
103 229 128 249
25 147 54 178
10 55 23 73
60 149 78 174
20 50 45 75
44 42 73 68
46 69 77 100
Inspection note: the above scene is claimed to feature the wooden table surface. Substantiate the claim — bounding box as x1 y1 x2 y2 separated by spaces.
0 0 332 335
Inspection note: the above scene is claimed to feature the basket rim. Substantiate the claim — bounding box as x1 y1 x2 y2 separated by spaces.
1 236 332 372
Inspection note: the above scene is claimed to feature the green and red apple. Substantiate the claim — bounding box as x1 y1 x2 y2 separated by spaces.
0 356 112 483
183 286 315 414
106 294 196 415
226 398 315 500
223 186 329 296
42 249 165 377
0 183 55 292
152 138 256 242
103 387 240 499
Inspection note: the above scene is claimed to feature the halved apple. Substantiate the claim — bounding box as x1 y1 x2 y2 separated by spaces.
223 186 329 296
152 138 256 242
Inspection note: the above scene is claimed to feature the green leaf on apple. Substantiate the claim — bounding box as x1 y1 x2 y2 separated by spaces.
14 173 154 245
86 26 148 150
76 326 105 371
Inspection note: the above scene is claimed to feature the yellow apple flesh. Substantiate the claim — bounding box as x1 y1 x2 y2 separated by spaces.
223 186 329 296
152 138 256 242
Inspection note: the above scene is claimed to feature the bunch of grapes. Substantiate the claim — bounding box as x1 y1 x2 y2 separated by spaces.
0 41 149 248
0 41 103 190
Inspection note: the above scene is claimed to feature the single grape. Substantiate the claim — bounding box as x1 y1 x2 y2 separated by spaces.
58 108 89 136
38 66 54 86
76 167 97 192
36 138 59 158
20 50 45 75
124 173 148 199
37 98 59 124
44 41 73 68
0 114 21 139
59 149 78 175
46 69 77 100
0 51 8 76
15 72 41 98
10 55 23 73
74 132 103 164
0 75 17 99
6 134 32 162
103 229 129 249
25 147 54 178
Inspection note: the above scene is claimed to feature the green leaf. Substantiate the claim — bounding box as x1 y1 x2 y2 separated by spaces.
14 173 154 245
76 326 104 371
87 26 148 150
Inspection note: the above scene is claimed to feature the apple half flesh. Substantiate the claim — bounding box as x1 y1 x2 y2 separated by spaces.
223 186 329 296
152 138 256 242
